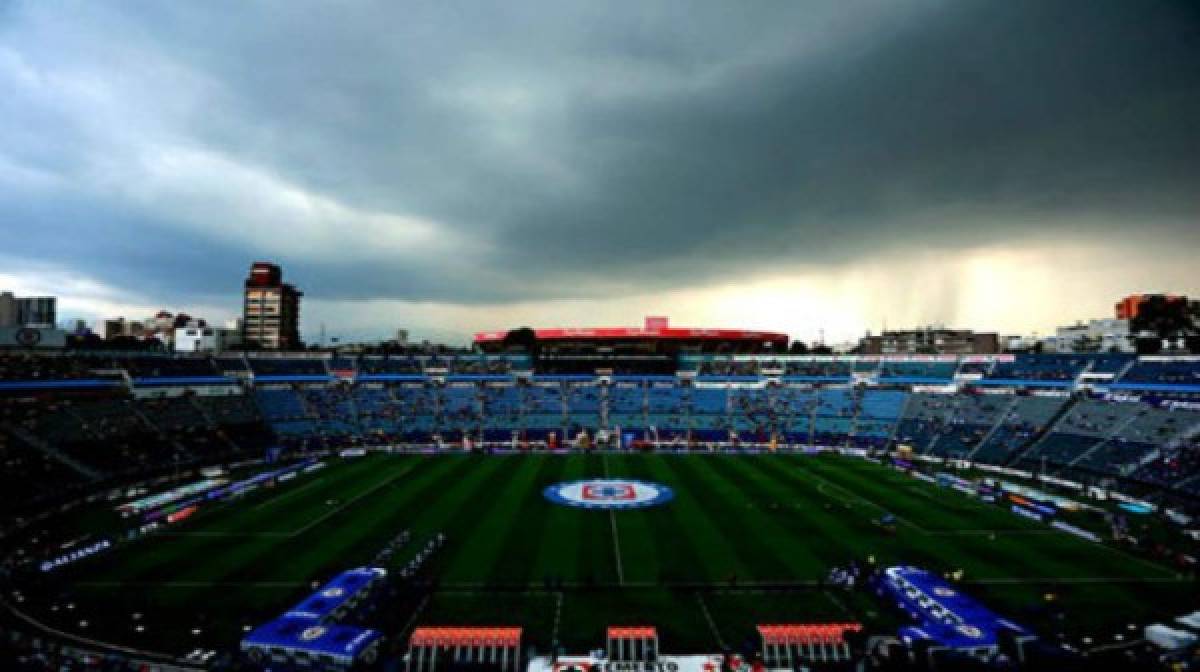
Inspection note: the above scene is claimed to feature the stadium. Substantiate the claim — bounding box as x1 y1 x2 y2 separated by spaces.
5 3 1200 670
2 342 1199 671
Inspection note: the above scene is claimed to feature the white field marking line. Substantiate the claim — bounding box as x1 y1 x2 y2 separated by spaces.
601 453 625 585
808 462 1173 578
76 580 308 588
822 589 854 619
160 530 292 538
551 591 564 645
695 593 727 649
73 574 1190 593
283 460 422 538
412 573 1195 594
398 594 431 639
963 576 1187 585
925 529 1061 536
1086 639 1147 655
811 479 929 534
252 476 326 510
868 463 1182 578
1083 530 1185 579
435 580 807 589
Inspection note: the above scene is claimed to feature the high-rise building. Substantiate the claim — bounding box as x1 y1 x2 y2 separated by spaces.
0 292 16 328
1115 293 1187 320
242 261 303 350
16 296 56 328
858 327 1000 355
0 292 56 328
104 317 147 340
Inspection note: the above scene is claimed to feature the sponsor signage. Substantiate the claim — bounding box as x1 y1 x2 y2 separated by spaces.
1010 504 1044 522
1050 520 1101 542
167 505 198 524
534 655 735 672
40 539 112 572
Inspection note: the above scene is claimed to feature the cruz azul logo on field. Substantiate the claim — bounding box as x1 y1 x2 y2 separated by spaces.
544 479 674 510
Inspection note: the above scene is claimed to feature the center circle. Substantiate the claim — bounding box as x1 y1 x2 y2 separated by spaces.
543 479 674 510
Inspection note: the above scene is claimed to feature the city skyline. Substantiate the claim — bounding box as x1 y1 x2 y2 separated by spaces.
2 1 1198 344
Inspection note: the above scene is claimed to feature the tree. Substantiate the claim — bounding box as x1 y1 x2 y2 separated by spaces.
502 327 539 357
787 340 809 355
1130 295 1197 349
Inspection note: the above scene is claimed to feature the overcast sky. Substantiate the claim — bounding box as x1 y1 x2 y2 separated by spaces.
2 1 1198 345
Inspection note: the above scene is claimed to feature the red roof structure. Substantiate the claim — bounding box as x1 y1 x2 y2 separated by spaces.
474 317 786 345
408 626 523 647
756 623 862 645
606 626 658 639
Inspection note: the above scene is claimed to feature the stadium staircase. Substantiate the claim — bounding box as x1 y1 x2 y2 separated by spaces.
1002 396 1079 468
347 391 365 436
965 396 1020 462
845 389 863 446
885 394 912 448
188 395 218 428
1112 357 1139 384
1160 424 1200 490
128 402 191 457
62 405 103 442
0 421 103 481
924 434 942 456
1067 411 1141 468
188 395 245 453
296 390 321 421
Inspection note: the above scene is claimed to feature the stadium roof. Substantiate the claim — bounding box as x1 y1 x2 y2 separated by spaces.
474 317 787 344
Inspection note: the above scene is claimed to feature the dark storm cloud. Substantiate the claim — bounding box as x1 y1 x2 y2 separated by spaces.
1 0 1198 307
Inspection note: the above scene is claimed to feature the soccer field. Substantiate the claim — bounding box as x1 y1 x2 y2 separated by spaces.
52 452 1194 655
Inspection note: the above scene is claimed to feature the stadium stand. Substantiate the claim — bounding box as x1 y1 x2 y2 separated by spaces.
122 355 223 381
646 381 688 438
878 359 957 382
522 382 564 439
920 393 1012 457
565 382 602 438
0 354 106 381
481 383 523 440
968 395 1068 465
1072 404 1200 476
608 381 646 434
249 357 329 378
394 382 439 441
689 385 729 440
729 385 772 441
1020 399 1142 469
4 352 1200 509
439 383 480 440
1116 358 1200 387
984 354 1089 384
7 351 1200 671
359 355 423 376
776 386 818 445
813 388 856 447
783 359 853 382
850 389 906 448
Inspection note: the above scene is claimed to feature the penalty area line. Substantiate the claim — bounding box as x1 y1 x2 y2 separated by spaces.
252 476 326 511
284 460 422 538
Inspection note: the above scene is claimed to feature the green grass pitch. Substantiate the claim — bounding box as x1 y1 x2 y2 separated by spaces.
54 452 1197 654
